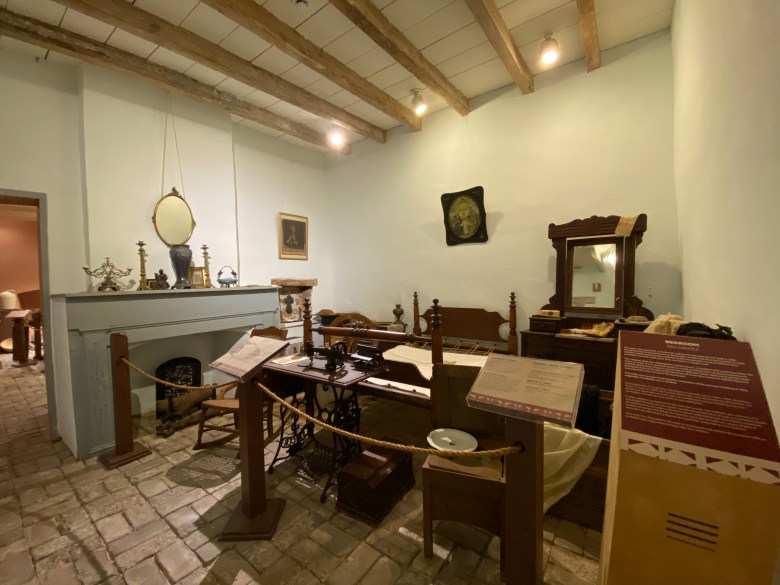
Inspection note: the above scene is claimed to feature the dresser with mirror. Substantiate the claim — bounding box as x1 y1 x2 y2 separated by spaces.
521 214 653 394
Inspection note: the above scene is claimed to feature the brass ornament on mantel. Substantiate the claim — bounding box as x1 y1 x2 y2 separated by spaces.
83 258 133 292
201 244 214 288
136 241 150 290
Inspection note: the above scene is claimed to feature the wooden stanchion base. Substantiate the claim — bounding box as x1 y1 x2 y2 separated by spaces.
219 498 286 542
98 441 151 469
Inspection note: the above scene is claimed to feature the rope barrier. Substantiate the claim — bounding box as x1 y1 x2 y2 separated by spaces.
254 380 522 459
118 356 523 459
121 357 238 392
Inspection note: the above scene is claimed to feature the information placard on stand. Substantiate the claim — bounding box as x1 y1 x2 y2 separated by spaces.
466 353 584 426
210 336 289 382
600 332 780 585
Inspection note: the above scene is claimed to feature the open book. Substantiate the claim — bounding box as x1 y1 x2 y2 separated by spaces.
209 336 289 382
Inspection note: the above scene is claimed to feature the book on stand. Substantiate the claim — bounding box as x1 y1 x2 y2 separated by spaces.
466 354 584 426
209 336 289 382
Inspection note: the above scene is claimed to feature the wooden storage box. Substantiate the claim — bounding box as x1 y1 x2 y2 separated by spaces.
337 445 414 525
529 316 564 333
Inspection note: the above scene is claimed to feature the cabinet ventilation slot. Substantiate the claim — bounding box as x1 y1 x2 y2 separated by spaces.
665 512 719 552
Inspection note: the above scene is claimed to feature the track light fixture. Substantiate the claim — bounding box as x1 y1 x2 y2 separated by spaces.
540 33 560 65
411 88 427 116
328 129 345 148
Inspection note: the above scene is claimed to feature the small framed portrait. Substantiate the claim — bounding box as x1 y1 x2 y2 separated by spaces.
441 186 488 246
188 266 207 288
278 212 308 260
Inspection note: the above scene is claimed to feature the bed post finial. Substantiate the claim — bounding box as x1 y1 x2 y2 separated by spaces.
413 291 421 336
303 297 312 344
431 299 443 365
509 292 518 355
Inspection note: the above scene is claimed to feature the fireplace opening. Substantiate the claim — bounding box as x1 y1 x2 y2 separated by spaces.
155 356 211 437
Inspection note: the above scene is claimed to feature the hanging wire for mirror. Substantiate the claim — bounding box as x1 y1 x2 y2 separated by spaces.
449 116 485 192
161 93 186 199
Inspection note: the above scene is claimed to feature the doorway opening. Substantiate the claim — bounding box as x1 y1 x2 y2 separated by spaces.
0 189 55 439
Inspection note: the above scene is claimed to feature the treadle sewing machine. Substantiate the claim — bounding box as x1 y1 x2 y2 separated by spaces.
304 339 348 371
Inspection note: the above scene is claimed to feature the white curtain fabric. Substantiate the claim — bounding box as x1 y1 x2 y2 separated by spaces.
542 422 601 511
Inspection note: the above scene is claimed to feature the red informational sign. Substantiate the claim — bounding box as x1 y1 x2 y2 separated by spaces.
620 331 780 463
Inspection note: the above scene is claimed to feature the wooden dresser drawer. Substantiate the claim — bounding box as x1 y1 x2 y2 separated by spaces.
520 330 617 390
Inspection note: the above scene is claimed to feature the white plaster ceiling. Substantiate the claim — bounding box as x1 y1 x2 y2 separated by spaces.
0 0 674 152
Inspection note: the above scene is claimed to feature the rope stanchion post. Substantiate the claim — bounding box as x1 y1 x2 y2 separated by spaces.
98 332 151 469
220 379 286 541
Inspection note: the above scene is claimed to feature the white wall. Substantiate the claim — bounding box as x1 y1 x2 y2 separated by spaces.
232 125 333 309
327 32 681 326
673 0 780 427
0 50 86 293
81 67 239 284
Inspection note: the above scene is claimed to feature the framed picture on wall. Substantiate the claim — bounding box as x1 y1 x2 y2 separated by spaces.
441 186 488 246
278 213 308 260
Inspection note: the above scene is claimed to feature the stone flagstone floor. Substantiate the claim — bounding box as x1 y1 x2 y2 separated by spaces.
0 354 600 584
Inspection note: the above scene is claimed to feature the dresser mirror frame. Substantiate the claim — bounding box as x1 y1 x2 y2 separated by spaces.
543 214 653 321
564 235 625 316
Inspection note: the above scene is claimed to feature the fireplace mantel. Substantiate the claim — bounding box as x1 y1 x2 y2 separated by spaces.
51 286 280 459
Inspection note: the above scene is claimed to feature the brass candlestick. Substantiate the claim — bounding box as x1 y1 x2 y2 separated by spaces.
202 244 213 288
136 241 149 290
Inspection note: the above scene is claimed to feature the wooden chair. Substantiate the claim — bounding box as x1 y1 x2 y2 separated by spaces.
422 363 542 585
423 364 506 556
194 325 288 450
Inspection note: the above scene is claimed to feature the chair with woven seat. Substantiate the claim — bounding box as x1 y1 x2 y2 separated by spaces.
194 325 288 450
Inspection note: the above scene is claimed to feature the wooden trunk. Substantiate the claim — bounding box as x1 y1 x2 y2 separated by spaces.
336 445 414 525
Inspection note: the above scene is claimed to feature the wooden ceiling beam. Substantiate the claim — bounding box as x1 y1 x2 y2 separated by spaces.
55 0 385 143
200 0 420 131
0 8 347 153
328 0 470 116
576 0 601 72
463 0 534 94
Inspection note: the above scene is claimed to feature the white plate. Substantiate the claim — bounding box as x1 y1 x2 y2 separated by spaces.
427 428 478 452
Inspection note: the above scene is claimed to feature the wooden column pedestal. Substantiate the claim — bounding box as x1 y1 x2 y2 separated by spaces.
98 333 151 469
8 309 31 367
220 380 285 541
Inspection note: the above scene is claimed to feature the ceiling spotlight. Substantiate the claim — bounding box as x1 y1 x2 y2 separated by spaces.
540 33 559 65
411 88 427 116
328 129 345 148
292 0 309 8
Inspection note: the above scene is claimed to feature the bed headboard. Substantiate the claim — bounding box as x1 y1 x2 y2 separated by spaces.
412 292 518 355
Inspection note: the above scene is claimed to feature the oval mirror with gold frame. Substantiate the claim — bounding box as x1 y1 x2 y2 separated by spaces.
153 187 195 246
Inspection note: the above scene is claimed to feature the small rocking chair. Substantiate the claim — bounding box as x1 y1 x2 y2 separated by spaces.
194 325 288 450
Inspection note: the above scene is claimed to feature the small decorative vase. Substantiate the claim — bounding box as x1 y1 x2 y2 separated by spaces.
169 244 192 289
